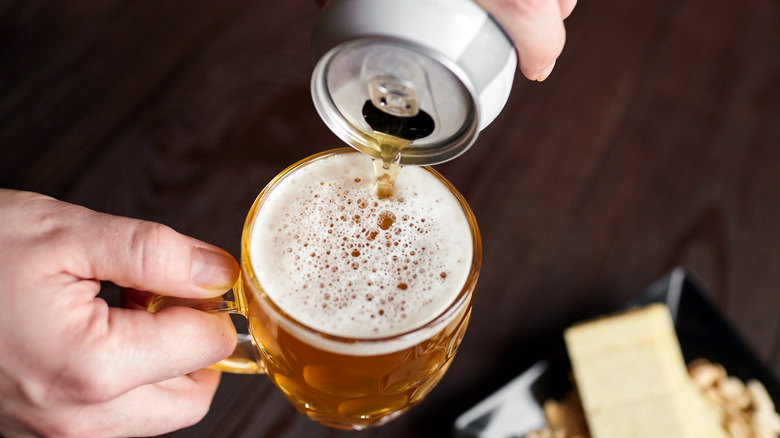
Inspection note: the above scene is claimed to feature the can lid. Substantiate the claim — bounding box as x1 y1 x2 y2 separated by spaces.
312 38 477 165
311 0 515 165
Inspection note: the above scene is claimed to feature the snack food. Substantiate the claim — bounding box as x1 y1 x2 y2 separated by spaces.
529 304 780 438
564 304 727 437
688 359 780 438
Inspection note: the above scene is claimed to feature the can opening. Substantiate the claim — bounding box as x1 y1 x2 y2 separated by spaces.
361 100 435 141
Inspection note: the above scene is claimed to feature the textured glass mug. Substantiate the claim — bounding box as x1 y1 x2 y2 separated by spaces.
150 148 481 430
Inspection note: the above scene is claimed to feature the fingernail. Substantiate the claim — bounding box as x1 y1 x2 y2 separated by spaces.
535 61 556 82
192 247 239 291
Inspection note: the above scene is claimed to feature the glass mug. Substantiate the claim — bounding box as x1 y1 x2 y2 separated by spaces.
150 148 481 430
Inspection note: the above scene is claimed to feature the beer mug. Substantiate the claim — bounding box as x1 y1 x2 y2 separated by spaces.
150 148 481 429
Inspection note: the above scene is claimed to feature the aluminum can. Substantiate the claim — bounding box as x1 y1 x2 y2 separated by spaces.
311 0 517 165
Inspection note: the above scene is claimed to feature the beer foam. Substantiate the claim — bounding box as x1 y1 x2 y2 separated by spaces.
249 152 474 354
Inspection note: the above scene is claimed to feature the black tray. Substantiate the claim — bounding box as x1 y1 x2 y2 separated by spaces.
454 268 780 438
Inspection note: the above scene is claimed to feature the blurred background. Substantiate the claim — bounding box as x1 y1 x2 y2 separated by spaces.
1 0 778 436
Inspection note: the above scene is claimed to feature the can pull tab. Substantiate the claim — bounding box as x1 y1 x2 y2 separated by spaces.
360 49 436 142
368 76 419 117
363 76 435 141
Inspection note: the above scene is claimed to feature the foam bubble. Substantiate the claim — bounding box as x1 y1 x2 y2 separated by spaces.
250 152 473 352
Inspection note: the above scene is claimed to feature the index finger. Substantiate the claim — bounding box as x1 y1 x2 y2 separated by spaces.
40 198 240 299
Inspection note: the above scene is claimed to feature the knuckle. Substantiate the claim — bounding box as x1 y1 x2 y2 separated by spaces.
68 377 112 404
130 221 178 280
62 358 121 404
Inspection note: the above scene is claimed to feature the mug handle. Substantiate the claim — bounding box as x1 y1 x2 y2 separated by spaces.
147 280 266 375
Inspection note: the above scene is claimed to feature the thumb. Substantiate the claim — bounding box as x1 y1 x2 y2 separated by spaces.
64 208 239 298
475 0 566 81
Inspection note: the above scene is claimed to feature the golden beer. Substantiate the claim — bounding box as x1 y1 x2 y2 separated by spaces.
242 148 480 429
244 293 472 428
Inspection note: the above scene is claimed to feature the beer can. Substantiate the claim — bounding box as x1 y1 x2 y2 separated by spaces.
311 0 517 165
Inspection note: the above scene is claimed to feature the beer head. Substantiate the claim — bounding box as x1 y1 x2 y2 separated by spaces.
247 150 477 355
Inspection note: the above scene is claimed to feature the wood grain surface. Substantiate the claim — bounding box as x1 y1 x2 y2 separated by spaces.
2 0 779 436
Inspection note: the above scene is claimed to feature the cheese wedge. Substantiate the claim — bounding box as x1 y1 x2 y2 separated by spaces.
564 303 728 438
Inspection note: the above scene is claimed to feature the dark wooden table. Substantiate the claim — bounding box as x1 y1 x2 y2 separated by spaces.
2 0 779 436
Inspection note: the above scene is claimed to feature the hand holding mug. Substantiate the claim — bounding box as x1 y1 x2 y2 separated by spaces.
0 189 238 437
